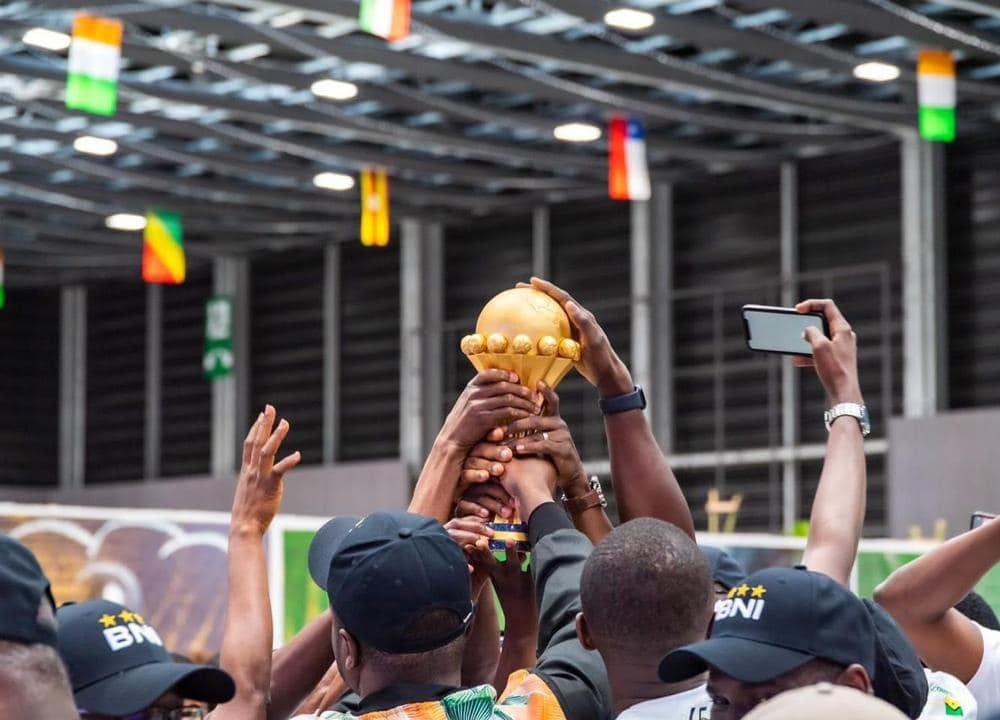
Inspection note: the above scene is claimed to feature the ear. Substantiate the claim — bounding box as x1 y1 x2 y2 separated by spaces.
836 663 874 694
575 612 596 651
338 627 361 672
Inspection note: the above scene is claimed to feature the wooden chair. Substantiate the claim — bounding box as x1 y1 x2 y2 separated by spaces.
706 487 743 533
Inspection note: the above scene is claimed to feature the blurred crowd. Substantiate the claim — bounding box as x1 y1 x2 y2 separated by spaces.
4 278 1000 720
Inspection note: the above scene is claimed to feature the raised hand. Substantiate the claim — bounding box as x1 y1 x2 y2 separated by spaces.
231 405 301 537
794 298 863 405
438 369 541 451
519 277 633 397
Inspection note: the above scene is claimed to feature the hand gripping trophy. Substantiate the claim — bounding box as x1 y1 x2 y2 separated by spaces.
460 287 581 551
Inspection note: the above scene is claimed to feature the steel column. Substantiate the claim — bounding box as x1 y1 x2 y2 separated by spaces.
322 243 341 465
211 256 249 477
144 283 162 480
780 162 800 533
59 285 86 489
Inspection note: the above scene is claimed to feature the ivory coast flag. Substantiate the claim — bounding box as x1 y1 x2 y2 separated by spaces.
66 14 123 116
918 50 956 143
360 169 390 247
358 0 411 42
143 210 185 284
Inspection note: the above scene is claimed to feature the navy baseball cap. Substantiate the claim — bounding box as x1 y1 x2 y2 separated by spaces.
659 566 876 684
308 511 474 654
56 600 235 716
700 545 747 591
0 533 58 647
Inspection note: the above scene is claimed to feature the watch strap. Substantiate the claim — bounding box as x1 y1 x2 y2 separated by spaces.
598 386 646 415
561 476 607 514
824 402 870 436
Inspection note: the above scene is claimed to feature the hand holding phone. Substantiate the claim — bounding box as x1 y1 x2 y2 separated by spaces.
742 305 830 357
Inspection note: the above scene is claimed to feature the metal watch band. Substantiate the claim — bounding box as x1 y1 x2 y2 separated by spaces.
824 402 871 436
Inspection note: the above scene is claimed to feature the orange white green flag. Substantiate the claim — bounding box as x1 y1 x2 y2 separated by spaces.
142 210 185 284
66 14 123 116
917 50 956 143
360 169 390 247
358 0 411 41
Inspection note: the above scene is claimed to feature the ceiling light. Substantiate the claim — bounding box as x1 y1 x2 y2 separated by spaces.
226 43 270 63
73 136 118 156
310 79 359 101
313 172 355 191
22 28 71 52
105 213 147 231
270 10 306 28
604 8 655 31
553 122 602 143
853 61 901 83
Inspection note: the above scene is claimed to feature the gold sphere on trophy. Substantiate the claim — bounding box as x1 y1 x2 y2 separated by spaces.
460 287 581 391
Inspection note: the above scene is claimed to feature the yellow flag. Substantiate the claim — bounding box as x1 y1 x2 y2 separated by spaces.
360 168 389 247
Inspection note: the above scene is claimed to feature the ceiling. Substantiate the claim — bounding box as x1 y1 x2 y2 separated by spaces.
1 0 999 285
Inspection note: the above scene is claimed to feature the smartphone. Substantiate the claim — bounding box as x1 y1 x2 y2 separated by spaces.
971 512 996 530
742 305 830 357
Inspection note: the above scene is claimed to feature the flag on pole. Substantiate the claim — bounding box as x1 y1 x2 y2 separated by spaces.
66 14 123 117
608 116 651 201
358 0 411 42
0 249 5 310
360 169 390 247
142 210 185 284
918 50 956 143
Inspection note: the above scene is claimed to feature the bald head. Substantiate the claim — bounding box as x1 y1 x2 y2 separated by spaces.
580 518 713 658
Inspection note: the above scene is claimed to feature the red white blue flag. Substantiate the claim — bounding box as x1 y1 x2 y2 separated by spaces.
608 116 651 201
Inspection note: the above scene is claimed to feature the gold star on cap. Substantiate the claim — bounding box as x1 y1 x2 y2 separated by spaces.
132 613 145 624
735 584 751 597
118 610 136 623
751 585 767 598
99 614 117 628
727 587 738 599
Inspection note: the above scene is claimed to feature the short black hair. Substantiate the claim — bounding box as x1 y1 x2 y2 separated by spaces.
955 592 1000 631
363 609 467 671
581 518 713 656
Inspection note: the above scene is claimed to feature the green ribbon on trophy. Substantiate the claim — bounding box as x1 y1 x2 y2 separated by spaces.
203 295 235 380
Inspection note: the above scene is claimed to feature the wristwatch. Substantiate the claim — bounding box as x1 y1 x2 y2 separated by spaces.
598 386 646 415
824 402 871 437
561 476 608 514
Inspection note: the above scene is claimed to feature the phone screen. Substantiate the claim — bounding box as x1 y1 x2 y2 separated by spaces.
743 307 825 356
971 512 995 530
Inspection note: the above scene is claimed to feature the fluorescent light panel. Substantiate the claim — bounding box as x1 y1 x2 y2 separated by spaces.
313 172 355 191
310 79 359 100
553 122 602 143
73 136 118 156
604 8 655 31
853 61 901 82
22 27 71 51
105 213 147 231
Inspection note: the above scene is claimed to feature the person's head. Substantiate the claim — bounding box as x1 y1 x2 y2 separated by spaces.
659 566 877 720
0 534 77 719
308 512 474 696
955 591 1000 631
700 546 747 598
578 518 714 663
742 682 908 720
56 599 235 718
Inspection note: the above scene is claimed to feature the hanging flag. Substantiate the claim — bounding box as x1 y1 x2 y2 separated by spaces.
358 0 411 42
66 14 123 117
608 116 651 201
0 249 5 310
360 168 390 247
204 296 235 380
142 210 185 284
918 50 956 143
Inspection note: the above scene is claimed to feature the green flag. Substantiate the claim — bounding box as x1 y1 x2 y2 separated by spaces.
203 296 234 380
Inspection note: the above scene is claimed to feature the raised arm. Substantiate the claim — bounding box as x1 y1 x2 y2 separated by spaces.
410 369 539 523
796 299 867 587
266 610 334 720
210 406 301 720
874 520 1000 682
525 277 695 540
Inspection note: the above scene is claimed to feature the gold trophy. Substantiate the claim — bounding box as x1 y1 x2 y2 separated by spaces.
461 287 581 551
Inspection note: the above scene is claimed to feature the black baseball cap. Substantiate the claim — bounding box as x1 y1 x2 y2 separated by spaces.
308 511 474 654
0 533 58 647
700 545 747 591
659 566 876 684
56 599 235 716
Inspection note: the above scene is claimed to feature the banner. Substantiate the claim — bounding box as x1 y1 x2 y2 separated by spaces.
203 296 235 380
66 14 122 116
143 209 185 284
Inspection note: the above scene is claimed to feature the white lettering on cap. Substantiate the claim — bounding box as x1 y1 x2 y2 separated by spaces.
714 598 766 622
102 622 164 652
